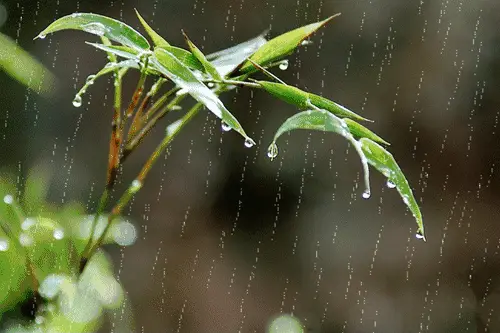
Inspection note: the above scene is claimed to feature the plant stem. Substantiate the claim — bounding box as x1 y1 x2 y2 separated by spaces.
80 101 204 274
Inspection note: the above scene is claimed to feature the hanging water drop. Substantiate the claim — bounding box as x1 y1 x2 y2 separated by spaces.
3 194 13 205
207 82 215 88
86 74 96 85
416 230 425 240
72 95 83 108
244 138 255 148
267 143 278 160
221 121 232 132
279 60 289 71
38 33 46 39
386 180 397 188
301 39 313 46
362 190 371 199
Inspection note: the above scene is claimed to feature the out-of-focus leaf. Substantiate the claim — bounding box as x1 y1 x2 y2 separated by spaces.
23 164 52 215
0 32 55 96
269 109 370 196
343 118 389 145
151 48 254 145
359 138 425 240
239 14 339 72
257 81 369 122
36 13 150 51
182 31 222 80
134 9 170 48
206 31 267 76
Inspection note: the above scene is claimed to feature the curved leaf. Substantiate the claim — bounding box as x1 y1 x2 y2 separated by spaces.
359 138 425 240
343 118 389 145
239 14 340 72
135 9 170 48
257 81 369 122
87 42 139 59
151 48 254 145
36 13 150 50
269 109 370 196
162 45 205 72
183 31 222 80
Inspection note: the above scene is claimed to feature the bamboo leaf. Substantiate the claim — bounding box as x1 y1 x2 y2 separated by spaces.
269 109 371 197
151 48 254 145
134 9 170 48
36 13 150 51
359 138 425 240
162 46 205 72
257 81 369 122
239 14 340 72
87 42 139 59
182 31 222 80
343 118 389 145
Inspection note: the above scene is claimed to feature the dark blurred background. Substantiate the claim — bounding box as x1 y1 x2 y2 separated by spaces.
1 0 500 332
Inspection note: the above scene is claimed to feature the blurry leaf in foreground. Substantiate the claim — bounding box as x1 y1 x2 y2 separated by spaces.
36 12 150 51
359 138 425 240
0 32 55 96
239 14 340 72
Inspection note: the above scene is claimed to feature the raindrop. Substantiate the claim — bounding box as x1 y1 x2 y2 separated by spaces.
72 95 83 108
3 194 13 204
207 82 215 88
38 33 46 40
22 218 36 230
19 233 33 247
301 39 313 46
362 190 371 199
0 238 9 251
386 180 397 189
279 60 289 71
221 121 232 132
416 230 425 240
267 143 279 159
86 74 96 85
131 179 143 191
244 138 255 148
53 229 65 240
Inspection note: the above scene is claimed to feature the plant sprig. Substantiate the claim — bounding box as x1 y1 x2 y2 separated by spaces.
35 10 426 273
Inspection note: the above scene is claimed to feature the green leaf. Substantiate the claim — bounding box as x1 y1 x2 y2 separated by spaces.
182 31 222 80
0 32 55 96
343 118 389 145
269 109 371 196
206 32 267 77
36 13 150 51
161 45 205 72
257 81 369 122
359 138 425 240
135 9 171 48
23 164 52 215
87 42 139 59
239 14 340 72
151 48 254 145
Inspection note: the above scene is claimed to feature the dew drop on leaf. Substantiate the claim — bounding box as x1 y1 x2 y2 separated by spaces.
362 190 371 199
267 143 279 159
221 121 232 132
38 33 46 39
244 139 255 148
82 22 107 36
86 74 96 85
416 230 425 240
53 229 65 240
386 180 397 188
207 82 215 88
72 95 83 108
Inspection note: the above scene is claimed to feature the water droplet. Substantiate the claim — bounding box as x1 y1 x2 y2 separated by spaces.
207 82 215 88
131 180 142 191
244 138 255 148
22 218 36 230
362 191 371 199
112 221 137 246
19 233 33 247
72 95 82 108
301 39 313 46
0 239 9 251
82 22 107 36
3 194 13 204
416 230 425 240
386 180 397 189
53 229 65 240
279 60 289 71
86 74 96 85
38 33 46 39
221 121 232 132
267 143 278 160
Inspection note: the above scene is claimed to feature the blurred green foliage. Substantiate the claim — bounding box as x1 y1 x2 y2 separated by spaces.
0 166 136 332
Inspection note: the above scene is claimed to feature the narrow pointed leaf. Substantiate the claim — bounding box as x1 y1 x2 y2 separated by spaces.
151 48 254 144
36 13 150 50
183 31 222 80
359 138 425 239
270 110 371 196
162 46 205 72
239 14 340 72
207 32 267 76
343 118 389 145
87 42 139 59
257 81 369 122
135 9 170 48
